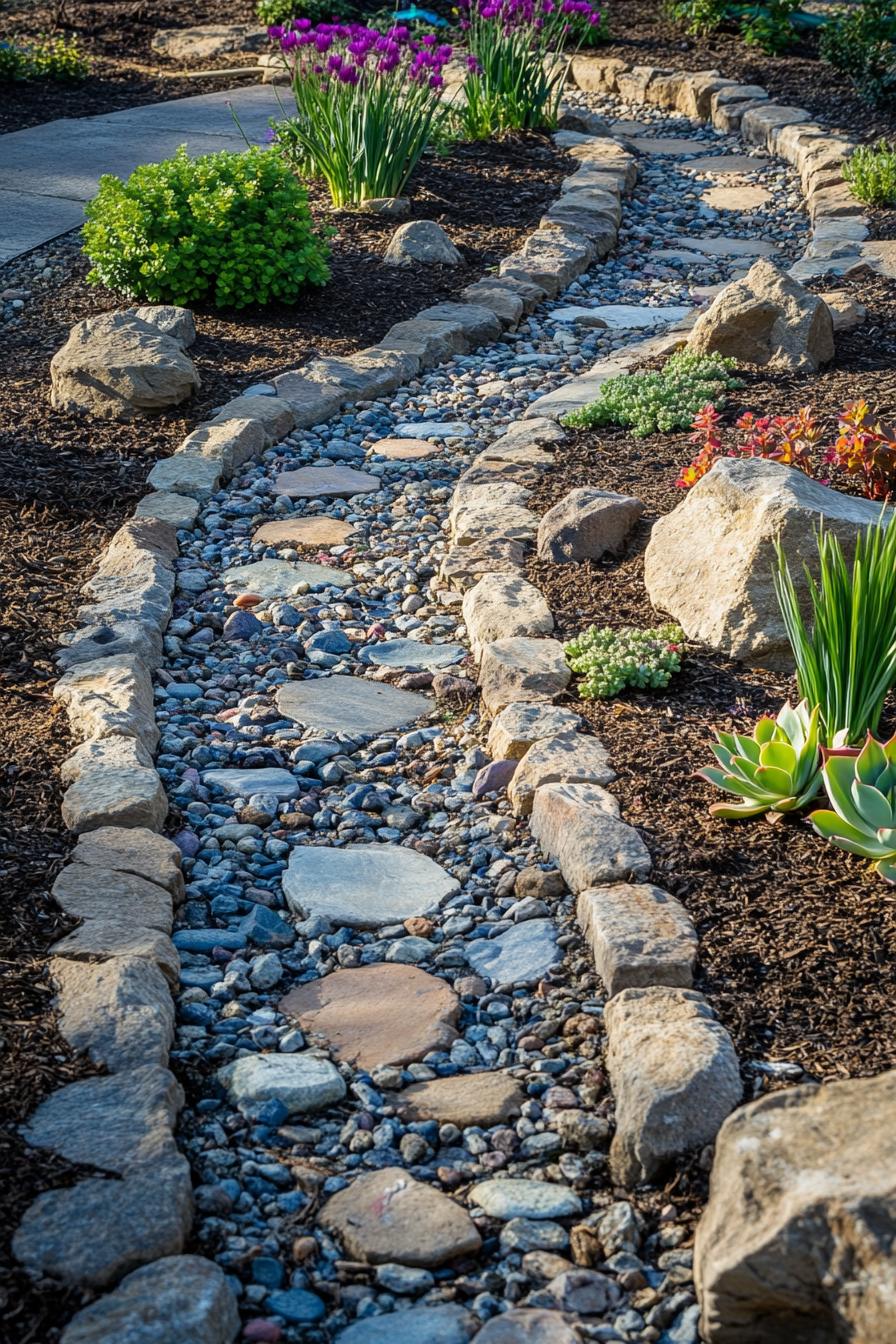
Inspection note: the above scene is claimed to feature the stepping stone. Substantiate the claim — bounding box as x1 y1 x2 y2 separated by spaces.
280 963 460 1070
359 639 466 671
216 1053 346 1116
552 304 691 329
391 421 472 439
470 1177 582 1221
370 436 443 460
609 119 653 135
337 1304 477 1344
275 465 378 497
688 153 768 174
282 843 458 928
626 135 708 154
668 235 777 258
465 918 561 987
202 767 299 799
277 674 432 736
703 184 772 211
221 557 350 597
393 1073 525 1128
320 1167 481 1267
252 517 355 549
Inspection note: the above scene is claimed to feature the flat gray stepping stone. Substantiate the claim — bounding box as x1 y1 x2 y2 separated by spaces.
275 465 378 497
392 421 472 439
202 767 299 799
470 1177 582 1221
668 235 777 258
688 153 769 174
277 674 432 736
626 135 707 154
465 917 560 987
221 557 350 596
217 1053 345 1115
360 639 466 671
282 843 459 928
552 304 691 329
253 517 355 549
337 1304 476 1343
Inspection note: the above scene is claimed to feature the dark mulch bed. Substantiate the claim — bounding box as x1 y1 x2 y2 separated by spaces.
600 0 896 143
526 272 896 1085
0 131 567 1340
0 0 259 135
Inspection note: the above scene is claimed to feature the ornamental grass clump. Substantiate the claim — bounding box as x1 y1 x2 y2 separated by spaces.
82 146 331 309
270 20 453 206
457 0 603 139
564 623 684 699
811 733 896 881
563 352 739 438
773 511 896 748
699 700 823 820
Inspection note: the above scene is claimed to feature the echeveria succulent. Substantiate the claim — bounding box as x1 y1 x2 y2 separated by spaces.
810 732 896 881
699 700 823 819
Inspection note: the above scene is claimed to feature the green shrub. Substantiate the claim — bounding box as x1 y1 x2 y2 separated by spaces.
664 0 727 36
820 0 896 108
844 139 896 205
83 145 331 309
740 0 798 53
0 33 89 81
256 0 348 25
562 351 740 438
774 511 896 747
565 623 685 699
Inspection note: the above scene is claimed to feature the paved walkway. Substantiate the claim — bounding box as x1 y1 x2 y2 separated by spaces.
0 84 284 263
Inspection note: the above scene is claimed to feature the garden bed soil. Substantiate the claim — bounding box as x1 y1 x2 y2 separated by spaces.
0 130 568 1342
526 271 896 1087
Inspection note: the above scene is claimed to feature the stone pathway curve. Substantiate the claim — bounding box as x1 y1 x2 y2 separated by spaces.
0 84 282 262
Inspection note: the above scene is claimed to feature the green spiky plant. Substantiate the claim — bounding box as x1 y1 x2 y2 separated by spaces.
699 700 823 819
810 733 896 881
773 511 896 748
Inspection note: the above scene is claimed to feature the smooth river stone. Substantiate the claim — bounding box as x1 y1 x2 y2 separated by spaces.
337 1304 477 1344
465 918 561 988
275 465 379 497
370 436 443 460
276 674 432 735
281 963 460 1070
221 557 350 596
702 183 772 211
470 1177 583 1221
202 767 299 799
282 843 459 928
360 639 466 671
252 517 355 549
552 304 691 329
217 1053 346 1115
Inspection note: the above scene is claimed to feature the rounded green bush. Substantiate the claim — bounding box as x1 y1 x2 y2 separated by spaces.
82 145 331 310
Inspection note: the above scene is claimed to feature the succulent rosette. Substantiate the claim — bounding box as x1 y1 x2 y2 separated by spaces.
810 732 896 881
699 700 823 820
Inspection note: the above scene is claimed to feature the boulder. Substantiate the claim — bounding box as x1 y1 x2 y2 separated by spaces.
643 457 881 667
132 305 195 347
605 987 741 1186
696 1072 896 1343
687 259 834 371
150 23 267 62
384 221 463 267
50 312 199 419
60 1255 239 1344
537 488 644 563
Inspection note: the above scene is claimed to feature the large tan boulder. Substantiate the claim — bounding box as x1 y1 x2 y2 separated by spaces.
51 312 199 419
644 457 880 667
695 1072 896 1343
687 258 834 371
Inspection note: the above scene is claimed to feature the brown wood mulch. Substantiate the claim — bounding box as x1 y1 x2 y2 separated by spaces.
0 130 569 1341
526 272 896 1088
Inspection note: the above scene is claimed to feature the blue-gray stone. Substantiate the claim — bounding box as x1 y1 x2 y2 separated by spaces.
465 918 561 987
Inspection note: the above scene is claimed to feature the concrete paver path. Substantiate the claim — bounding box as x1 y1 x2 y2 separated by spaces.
0 84 284 263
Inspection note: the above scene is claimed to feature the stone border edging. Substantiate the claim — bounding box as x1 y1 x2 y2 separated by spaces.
18 123 639 1340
